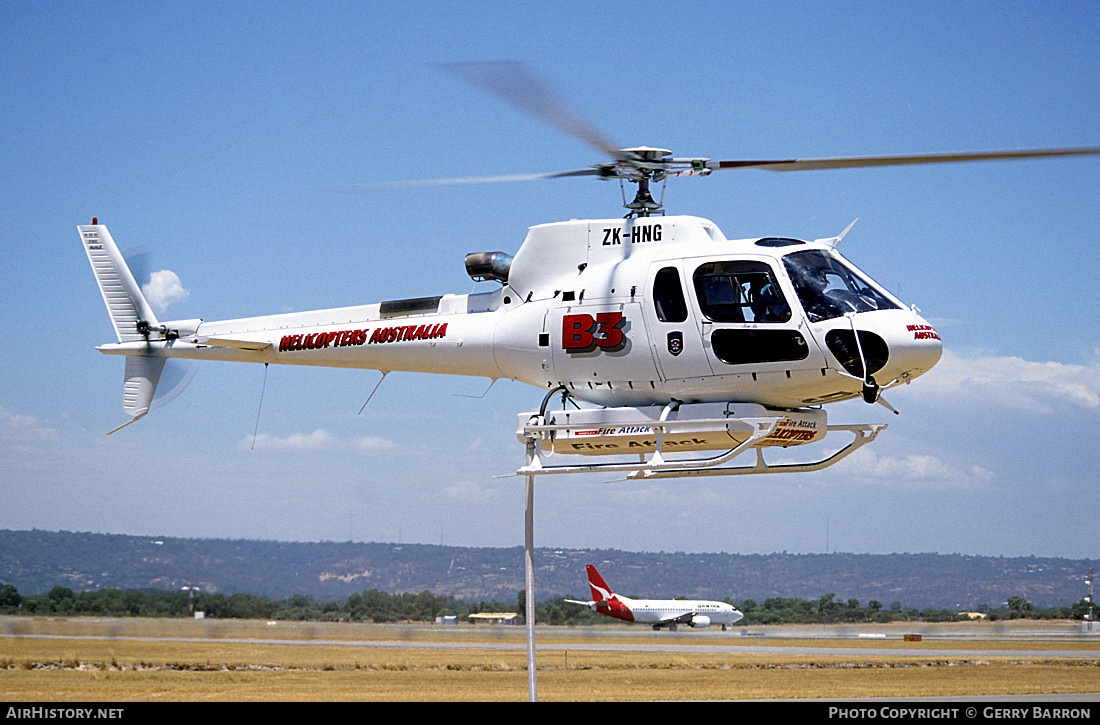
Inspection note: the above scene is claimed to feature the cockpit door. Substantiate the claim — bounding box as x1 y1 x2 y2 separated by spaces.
690 258 828 376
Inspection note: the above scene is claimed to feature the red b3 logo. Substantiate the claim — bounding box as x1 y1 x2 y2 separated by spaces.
562 312 626 353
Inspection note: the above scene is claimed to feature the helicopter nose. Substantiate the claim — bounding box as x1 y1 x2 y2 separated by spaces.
821 310 942 389
875 310 943 385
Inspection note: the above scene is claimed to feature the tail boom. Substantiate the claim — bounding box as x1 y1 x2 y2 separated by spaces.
81 221 521 432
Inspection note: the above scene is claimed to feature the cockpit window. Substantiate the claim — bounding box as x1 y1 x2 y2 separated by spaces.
782 250 899 322
693 261 791 323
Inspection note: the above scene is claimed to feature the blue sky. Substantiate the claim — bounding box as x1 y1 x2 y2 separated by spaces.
2 1 1098 561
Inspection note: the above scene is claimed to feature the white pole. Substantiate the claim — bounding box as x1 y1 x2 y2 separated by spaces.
524 438 538 702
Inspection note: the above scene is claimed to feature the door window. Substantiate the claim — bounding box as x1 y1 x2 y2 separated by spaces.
693 261 791 323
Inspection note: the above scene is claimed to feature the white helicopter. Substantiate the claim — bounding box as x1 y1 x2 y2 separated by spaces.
79 62 1100 480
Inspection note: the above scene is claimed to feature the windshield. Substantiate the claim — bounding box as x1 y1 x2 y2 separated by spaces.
782 250 899 322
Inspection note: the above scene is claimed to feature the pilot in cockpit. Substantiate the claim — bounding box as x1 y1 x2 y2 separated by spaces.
791 269 838 322
750 278 791 322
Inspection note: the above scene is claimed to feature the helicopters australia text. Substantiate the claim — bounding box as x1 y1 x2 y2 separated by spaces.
907 324 940 340
279 323 448 352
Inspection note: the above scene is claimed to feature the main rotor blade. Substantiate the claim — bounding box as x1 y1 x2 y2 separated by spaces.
327 167 603 193
440 61 626 162
713 147 1100 172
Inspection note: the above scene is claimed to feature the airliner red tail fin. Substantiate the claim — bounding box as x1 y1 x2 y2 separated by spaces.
586 564 614 601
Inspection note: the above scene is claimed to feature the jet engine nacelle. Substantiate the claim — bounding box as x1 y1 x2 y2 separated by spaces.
689 615 711 628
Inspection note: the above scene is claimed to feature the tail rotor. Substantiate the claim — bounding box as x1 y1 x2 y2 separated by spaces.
80 220 183 433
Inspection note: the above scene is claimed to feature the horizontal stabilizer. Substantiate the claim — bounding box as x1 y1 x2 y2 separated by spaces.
197 336 273 351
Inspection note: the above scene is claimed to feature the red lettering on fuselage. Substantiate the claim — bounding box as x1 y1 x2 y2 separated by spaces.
766 429 818 442
562 312 626 353
279 323 447 352
906 323 941 340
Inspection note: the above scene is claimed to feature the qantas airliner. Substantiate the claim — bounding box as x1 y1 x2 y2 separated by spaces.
566 565 744 631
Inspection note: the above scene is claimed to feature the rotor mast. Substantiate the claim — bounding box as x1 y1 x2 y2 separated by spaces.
615 146 711 217
620 147 665 217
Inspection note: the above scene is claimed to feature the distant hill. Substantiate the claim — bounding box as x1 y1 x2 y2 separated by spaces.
0 529 1093 610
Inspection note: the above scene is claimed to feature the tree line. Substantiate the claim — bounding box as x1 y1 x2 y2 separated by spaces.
0 583 1092 624
734 593 1095 624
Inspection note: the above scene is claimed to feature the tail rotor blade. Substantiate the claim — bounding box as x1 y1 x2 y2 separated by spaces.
152 360 197 409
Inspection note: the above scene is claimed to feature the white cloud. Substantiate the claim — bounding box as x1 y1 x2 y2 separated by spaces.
142 269 189 314
247 429 335 451
908 350 1100 414
440 479 495 502
0 406 57 441
242 428 395 453
0 406 58 457
840 448 995 490
351 435 396 451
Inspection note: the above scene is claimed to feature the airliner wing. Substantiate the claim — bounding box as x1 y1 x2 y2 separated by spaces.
658 611 699 625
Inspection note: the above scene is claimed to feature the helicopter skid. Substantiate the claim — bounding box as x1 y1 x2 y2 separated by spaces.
620 422 886 479
518 402 828 456
516 402 885 479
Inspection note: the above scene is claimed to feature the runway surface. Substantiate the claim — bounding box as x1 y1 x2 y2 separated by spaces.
8 619 1099 660
4 618 1098 702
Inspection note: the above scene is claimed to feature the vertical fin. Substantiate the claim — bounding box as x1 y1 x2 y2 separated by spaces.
80 221 164 433
586 564 614 601
106 355 167 434
78 222 158 341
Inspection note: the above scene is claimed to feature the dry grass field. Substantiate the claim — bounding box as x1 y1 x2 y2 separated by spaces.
2 617 1098 702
